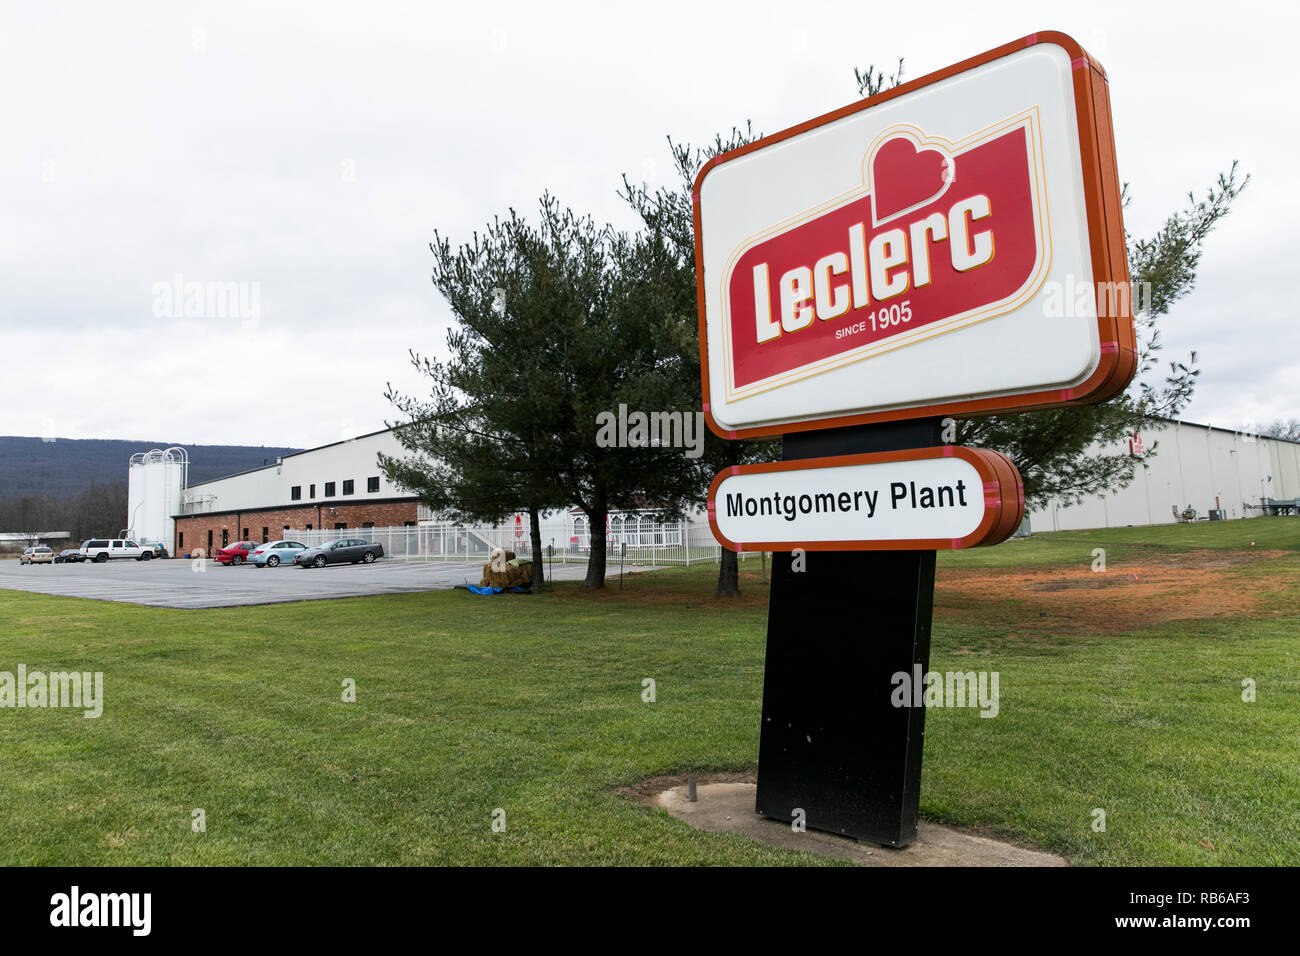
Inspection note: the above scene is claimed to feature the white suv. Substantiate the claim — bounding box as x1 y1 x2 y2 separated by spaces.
80 539 150 563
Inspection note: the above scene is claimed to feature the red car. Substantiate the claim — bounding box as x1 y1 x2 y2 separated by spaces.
214 541 259 566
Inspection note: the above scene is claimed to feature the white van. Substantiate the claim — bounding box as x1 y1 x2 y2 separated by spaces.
80 539 150 563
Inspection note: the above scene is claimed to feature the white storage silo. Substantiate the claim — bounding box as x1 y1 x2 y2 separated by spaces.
126 447 188 546
159 450 184 535
127 455 147 538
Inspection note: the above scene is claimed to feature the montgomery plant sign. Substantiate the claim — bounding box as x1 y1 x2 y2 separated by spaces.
708 446 1023 552
693 32 1136 846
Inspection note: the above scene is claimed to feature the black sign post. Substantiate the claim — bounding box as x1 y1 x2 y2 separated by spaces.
755 417 941 846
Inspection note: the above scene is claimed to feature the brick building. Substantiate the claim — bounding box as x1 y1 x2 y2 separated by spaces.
173 500 419 555
161 429 422 555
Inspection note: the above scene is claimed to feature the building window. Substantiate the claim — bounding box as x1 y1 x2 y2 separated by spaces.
310 484 316 498
342 479 354 495
178 532 184 549
403 521 416 528
291 486 302 501
334 522 347 530
361 521 374 528
306 523 312 531
221 529 229 547
207 530 213 550
242 527 249 540
368 476 380 493
325 482 336 497
261 527 269 543
283 525 290 533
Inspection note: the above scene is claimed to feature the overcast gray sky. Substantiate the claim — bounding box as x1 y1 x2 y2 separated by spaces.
2 0 1295 450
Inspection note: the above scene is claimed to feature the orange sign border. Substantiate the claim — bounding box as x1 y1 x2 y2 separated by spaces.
693 31 1136 440
706 446 1024 552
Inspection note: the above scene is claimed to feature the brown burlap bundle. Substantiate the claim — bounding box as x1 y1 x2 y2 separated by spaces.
480 556 531 588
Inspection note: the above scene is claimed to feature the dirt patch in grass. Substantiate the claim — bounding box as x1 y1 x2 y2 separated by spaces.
561 568 772 609
936 548 1297 636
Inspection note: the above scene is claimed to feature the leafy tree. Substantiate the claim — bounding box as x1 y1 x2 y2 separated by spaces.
555 210 706 588
0 479 128 544
621 125 780 597
383 196 703 590
1259 419 1300 442
854 58 906 96
379 206 581 588
380 365 560 590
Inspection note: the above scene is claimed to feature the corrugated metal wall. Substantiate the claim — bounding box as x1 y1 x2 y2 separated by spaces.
1028 421 1297 532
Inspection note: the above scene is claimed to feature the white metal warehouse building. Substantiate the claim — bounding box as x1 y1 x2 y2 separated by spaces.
1029 418 1300 532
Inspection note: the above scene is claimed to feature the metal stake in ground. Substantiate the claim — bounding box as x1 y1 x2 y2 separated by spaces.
755 417 940 847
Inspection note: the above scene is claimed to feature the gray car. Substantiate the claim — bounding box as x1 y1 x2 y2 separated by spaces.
293 538 384 568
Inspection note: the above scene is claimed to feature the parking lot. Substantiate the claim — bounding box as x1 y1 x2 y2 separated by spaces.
0 556 598 609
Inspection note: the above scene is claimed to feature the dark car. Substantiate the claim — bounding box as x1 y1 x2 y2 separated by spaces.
293 538 384 568
53 548 84 564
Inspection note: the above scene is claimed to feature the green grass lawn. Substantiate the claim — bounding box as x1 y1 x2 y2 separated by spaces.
1 517 1298 865
941 512 1300 569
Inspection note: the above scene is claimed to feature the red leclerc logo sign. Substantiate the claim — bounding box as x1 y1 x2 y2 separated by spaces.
730 111 1045 394
694 32 1136 439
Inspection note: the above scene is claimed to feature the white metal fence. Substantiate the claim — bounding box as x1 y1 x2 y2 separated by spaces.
282 519 754 568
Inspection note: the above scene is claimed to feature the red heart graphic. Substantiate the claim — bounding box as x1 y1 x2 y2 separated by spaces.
871 137 952 224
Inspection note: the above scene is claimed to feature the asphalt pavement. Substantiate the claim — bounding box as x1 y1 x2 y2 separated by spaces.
0 556 597 609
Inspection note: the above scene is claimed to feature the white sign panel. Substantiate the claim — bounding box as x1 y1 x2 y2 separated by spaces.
693 32 1133 438
707 447 1022 551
